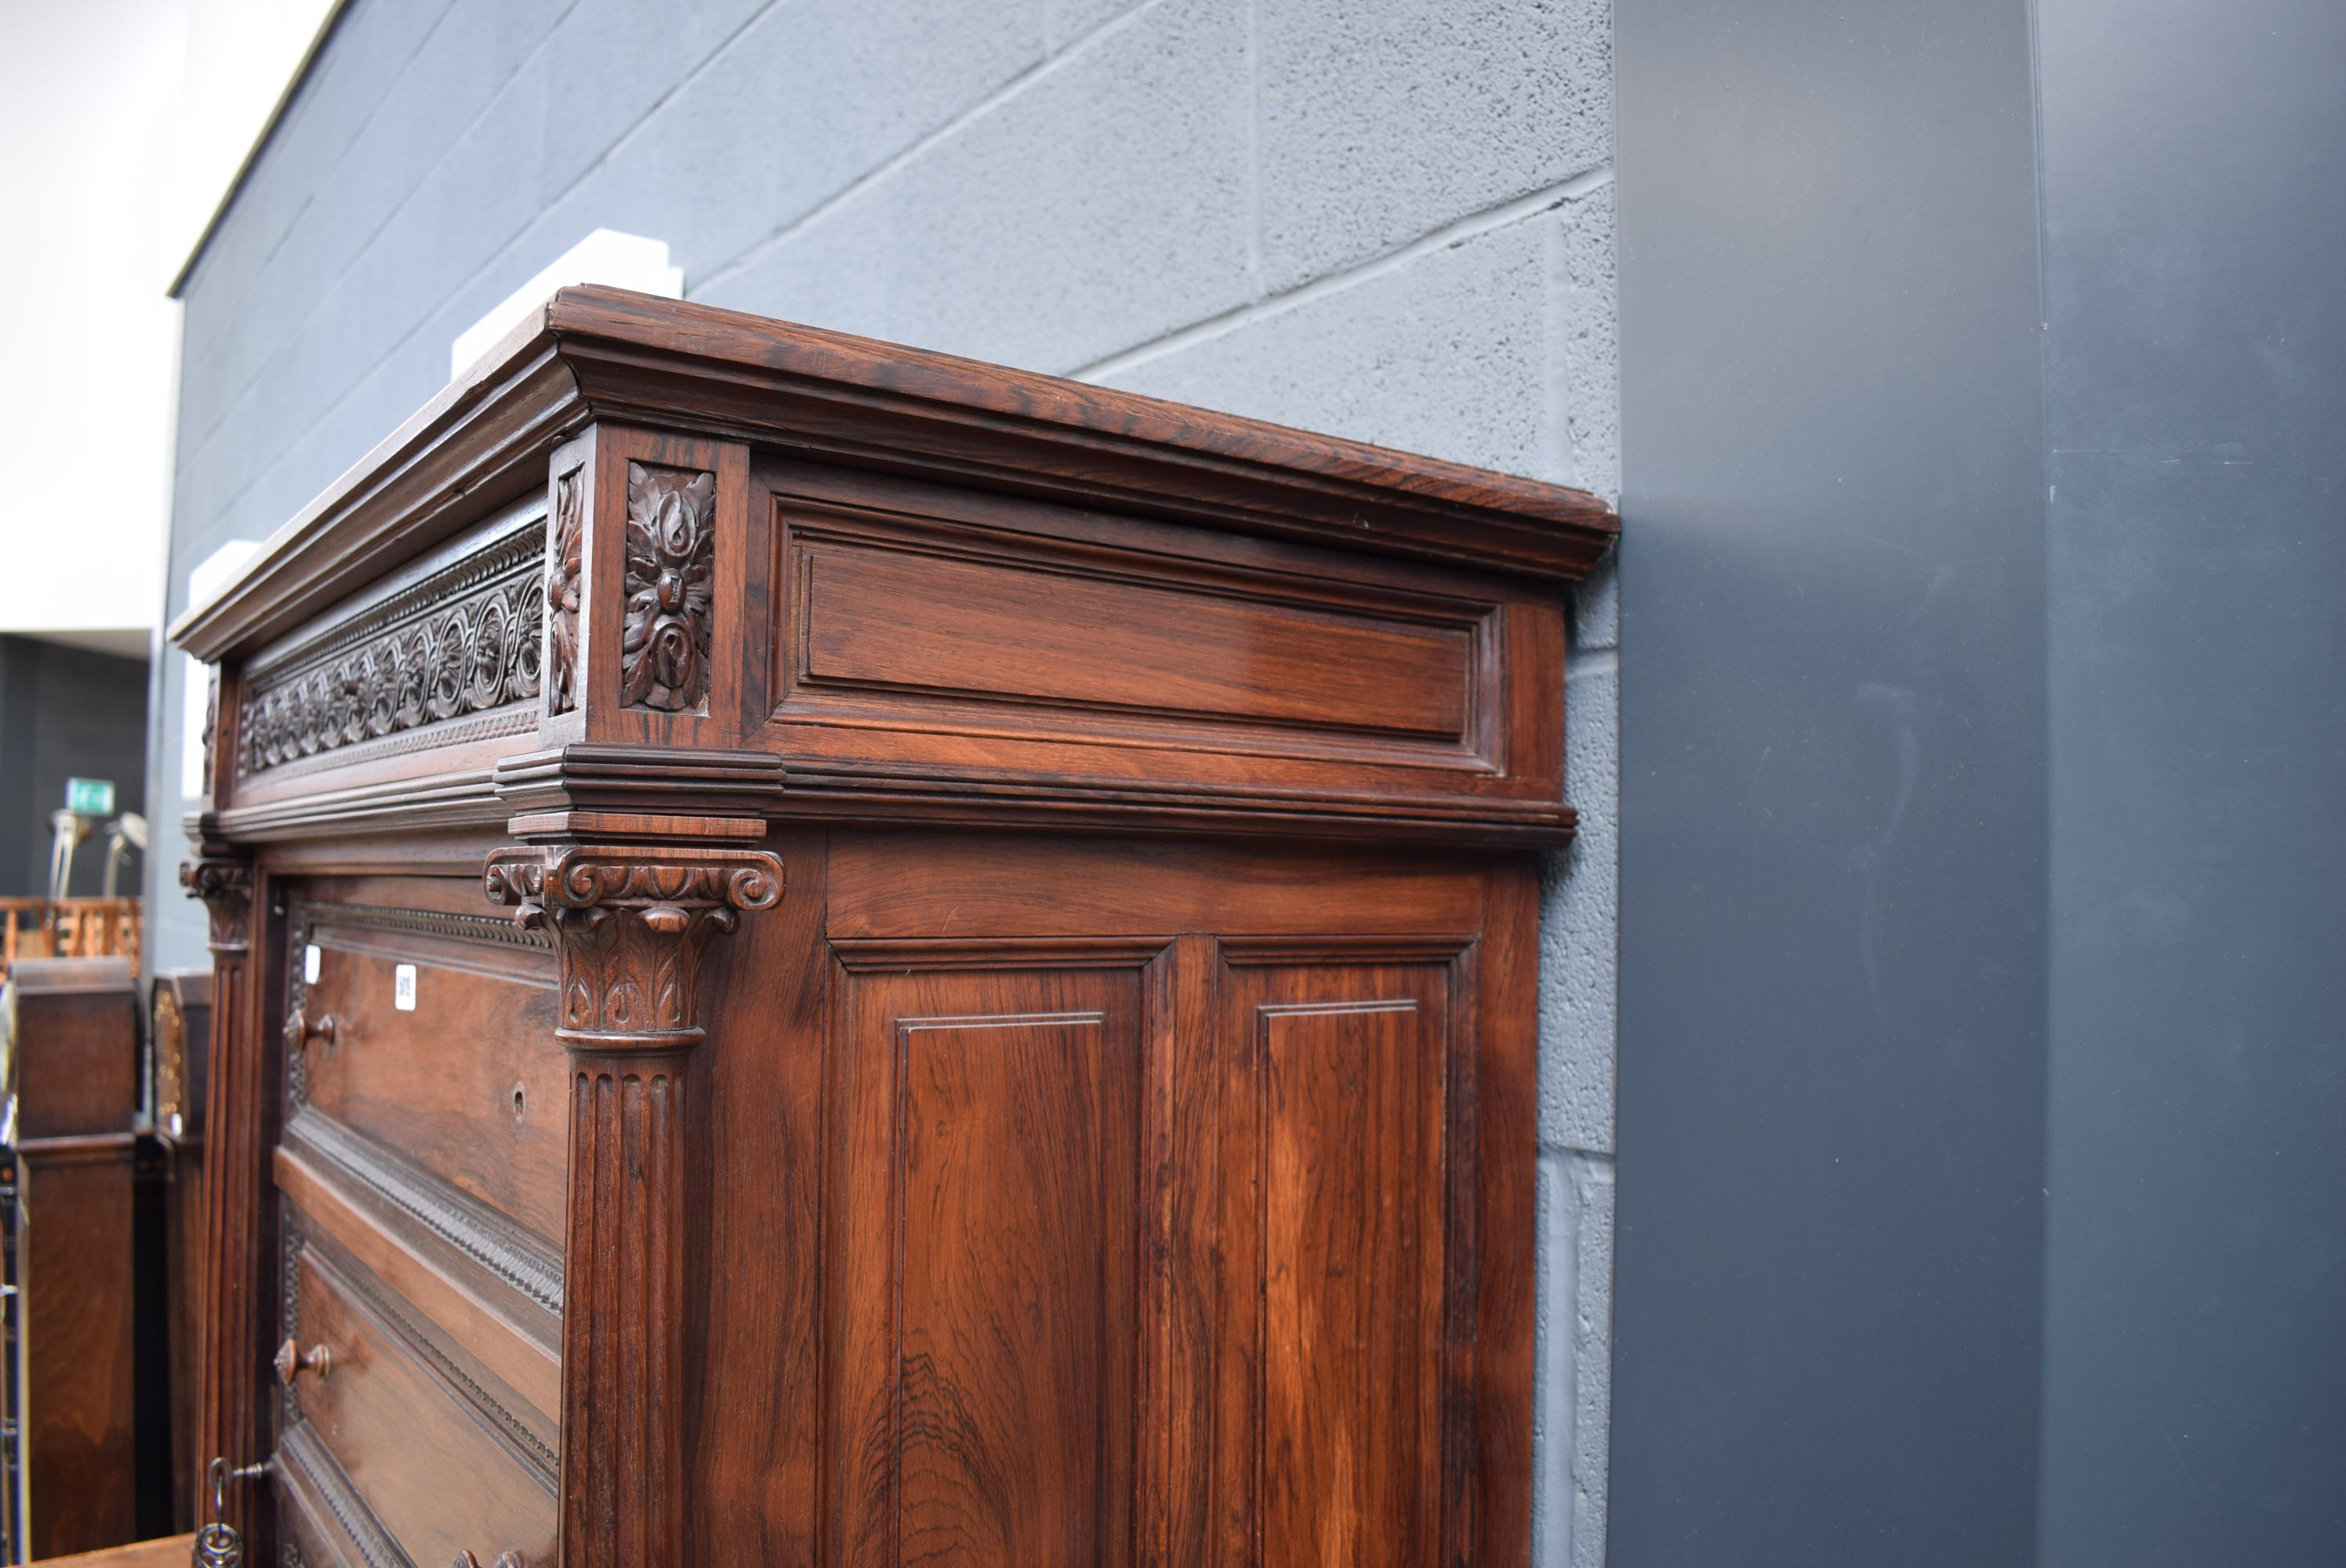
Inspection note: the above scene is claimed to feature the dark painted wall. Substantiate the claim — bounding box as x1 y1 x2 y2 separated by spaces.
1617 0 2346 1561
2037 1 2346 1562
0 637 150 898
1611 2 2049 1562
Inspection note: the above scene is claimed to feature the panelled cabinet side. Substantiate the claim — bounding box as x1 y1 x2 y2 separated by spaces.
165 292 1614 1568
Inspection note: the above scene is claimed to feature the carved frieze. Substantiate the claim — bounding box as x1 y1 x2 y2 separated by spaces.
620 462 717 713
300 899 554 954
547 466 583 715
482 841 780 1047
238 524 544 775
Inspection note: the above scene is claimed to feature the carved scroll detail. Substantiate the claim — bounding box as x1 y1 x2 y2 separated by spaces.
548 466 584 715
279 1217 307 1428
620 462 716 713
238 524 545 775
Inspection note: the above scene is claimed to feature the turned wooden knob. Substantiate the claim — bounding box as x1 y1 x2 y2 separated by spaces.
282 1007 336 1050
274 1335 332 1385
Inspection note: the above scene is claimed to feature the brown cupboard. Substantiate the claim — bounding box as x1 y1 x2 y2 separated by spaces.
168 287 1616 1567
5 958 143 1559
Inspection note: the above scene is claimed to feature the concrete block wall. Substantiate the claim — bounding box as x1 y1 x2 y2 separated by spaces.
153 2 1620 1556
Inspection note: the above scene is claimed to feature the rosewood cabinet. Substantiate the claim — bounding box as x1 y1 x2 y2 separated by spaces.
169 288 1615 1568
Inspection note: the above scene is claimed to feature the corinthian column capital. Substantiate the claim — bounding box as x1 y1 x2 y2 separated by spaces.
180 851 256 954
484 842 783 1051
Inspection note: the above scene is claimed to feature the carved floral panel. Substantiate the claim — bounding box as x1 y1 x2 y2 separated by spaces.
547 465 583 715
621 461 716 713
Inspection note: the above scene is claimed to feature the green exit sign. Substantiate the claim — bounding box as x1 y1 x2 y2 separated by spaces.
65 778 114 816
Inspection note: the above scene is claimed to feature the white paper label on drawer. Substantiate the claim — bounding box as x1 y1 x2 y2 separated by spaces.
303 943 321 984
394 963 418 1011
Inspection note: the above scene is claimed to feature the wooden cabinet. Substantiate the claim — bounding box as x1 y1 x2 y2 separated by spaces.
4 957 143 1559
168 289 1614 1568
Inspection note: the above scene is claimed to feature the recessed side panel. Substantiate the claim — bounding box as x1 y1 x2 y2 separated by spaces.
751 462 1574 841
1263 1001 1443 1564
795 534 1475 741
829 956 1146 1568
1208 949 1465 1568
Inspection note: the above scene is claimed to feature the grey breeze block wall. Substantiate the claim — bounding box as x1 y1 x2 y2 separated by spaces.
148 2 1621 1558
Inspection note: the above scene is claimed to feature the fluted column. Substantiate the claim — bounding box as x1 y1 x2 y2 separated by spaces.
180 851 264 1541
485 842 782 1568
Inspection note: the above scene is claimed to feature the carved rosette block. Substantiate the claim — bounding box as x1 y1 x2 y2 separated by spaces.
619 463 715 713
483 842 780 1568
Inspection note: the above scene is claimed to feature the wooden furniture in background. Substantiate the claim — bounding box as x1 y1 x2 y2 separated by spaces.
169 288 1618 1568
147 971 212 1534
0 901 143 969
4 958 142 1559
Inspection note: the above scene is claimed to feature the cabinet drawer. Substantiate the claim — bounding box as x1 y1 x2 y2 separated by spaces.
284 1239 557 1568
296 905 568 1243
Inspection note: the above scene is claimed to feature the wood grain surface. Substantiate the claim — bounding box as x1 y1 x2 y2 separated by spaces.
17 1138 140 1559
295 917 565 1242
288 1242 557 1567
831 963 1142 1568
29 1532 196 1566
1247 968 1450 1568
8 959 140 1139
796 535 1473 738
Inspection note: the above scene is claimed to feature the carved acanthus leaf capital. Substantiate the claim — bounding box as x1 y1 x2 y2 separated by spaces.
180 854 256 953
484 842 781 1052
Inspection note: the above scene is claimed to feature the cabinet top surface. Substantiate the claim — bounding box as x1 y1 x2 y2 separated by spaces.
170 287 1615 665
